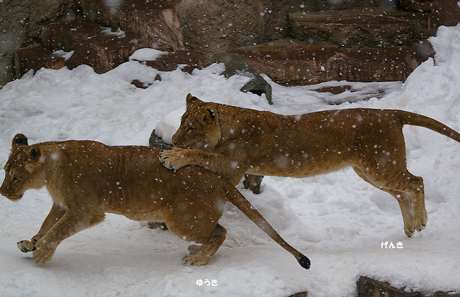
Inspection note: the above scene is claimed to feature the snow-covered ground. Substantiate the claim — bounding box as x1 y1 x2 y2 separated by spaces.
1 25 460 297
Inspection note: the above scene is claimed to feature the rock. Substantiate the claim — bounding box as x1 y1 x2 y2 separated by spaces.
328 47 413 82
431 0 460 34
41 2 188 74
130 50 202 88
14 44 66 79
232 39 414 85
357 277 460 297
41 18 140 74
41 6 190 75
400 0 435 12
175 0 293 65
212 53 272 104
42 19 105 52
431 292 460 297
231 8 431 85
289 9 429 49
66 35 139 73
175 1 418 66
313 85 353 95
405 40 435 71
289 292 308 297
132 50 202 74
357 276 423 297
119 1 185 51
131 79 151 89
149 129 173 150
78 0 117 28
0 0 76 88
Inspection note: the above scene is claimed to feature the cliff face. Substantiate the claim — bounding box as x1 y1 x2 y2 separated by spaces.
1 0 459 88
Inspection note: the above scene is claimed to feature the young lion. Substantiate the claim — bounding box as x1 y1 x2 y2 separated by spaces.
160 94 460 238
0 134 309 269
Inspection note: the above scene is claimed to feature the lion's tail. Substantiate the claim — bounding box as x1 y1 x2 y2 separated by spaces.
396 110 460 143
224 185 310 270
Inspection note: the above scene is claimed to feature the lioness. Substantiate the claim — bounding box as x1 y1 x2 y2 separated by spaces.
160 94 460 237
0 134 309 269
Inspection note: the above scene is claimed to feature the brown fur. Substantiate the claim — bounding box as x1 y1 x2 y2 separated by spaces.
0 134 309 269
160 94 460 237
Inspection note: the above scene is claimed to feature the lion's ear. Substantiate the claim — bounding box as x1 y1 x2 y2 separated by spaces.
30 147 40 159
186 93 203 109
186 93 195 102
13 134 28 148
25 147 44 173
205 108 216 121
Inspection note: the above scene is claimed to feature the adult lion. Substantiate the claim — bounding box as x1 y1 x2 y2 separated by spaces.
160 94 460 237
0 134 309 269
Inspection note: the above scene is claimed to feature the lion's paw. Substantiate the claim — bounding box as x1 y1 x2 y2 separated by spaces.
17 240 36 253
159 149 190 170
182 254 210 267
415 208 428 232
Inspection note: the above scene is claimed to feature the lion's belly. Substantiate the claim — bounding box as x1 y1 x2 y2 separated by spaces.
248 153 350 178
104 201 166 222
125 212 165 222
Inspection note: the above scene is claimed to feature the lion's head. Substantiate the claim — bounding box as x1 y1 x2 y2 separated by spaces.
0 134 45 201
172 94 222 151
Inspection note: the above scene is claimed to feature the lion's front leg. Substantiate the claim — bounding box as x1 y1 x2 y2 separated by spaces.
32 207 105 264
18 203 67 254
159 148 201 170
159 148 246 185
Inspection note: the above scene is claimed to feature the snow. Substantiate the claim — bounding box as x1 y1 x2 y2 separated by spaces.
129 48 167 62
53 50 75 61
1 24 460 297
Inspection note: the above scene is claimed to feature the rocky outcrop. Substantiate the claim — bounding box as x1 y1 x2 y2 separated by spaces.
212 53 272 104
175 0 286 65
12 1 192 78
232 39 425 85
230 8 432 85
289 9 429 48
0 0 76 87
118 1 185 51
431 0 460 33
357 276 460 297
2 0 460 88
174 0 381 65
14 44 66 78
400 0 435 12
41 19 139 74
131 50 201 74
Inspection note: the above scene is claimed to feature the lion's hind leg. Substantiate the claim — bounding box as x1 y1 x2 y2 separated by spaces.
402 175 427 232
182 224 227 266
353 166 427 237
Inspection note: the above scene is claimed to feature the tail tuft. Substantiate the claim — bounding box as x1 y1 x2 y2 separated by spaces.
298 254 311 269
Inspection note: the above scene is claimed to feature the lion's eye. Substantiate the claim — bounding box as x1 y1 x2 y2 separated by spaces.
12 176 19 182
